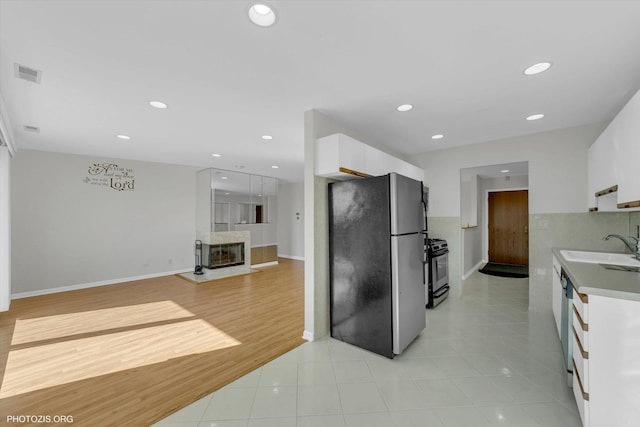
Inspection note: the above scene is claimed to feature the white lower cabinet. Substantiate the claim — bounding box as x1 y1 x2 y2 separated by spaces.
573 365 590 426
571 292 640 427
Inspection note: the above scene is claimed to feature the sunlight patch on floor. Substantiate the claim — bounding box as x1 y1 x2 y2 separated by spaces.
11 300 196 345
1 318 241 398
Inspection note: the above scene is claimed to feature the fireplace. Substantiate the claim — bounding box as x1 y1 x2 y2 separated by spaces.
203 242 245 269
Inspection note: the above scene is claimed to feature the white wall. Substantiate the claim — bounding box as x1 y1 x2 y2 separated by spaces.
460 172 478 227
416 124 609 304
11 150 198 296
196 169 212 241
418 123 606 217
277 182 304 260
462 227 482 279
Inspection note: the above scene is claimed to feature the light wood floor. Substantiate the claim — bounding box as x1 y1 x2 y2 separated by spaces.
0 258 304 426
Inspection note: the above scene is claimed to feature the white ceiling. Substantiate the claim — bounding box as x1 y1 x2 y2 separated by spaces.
2 1 640 183
462 161 529 179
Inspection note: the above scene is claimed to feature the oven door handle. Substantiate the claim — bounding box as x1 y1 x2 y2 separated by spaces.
434 285 449 298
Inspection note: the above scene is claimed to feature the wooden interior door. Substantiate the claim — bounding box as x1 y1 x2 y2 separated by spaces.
488 190 529 265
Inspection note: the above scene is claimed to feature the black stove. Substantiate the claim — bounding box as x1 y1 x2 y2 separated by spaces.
426 238 449 308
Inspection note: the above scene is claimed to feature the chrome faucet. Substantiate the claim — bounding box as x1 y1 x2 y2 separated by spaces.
603 234 640 260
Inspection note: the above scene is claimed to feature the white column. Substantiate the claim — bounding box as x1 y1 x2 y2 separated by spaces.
302 110 315 341
0 146 10 311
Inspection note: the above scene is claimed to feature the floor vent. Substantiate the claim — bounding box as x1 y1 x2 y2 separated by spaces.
24 125 40 133
14 63 42 84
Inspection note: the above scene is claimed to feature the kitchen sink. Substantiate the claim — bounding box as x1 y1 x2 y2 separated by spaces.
559 250 640 267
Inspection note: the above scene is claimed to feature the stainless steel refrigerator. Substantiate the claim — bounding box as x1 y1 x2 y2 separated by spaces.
328 172 427 358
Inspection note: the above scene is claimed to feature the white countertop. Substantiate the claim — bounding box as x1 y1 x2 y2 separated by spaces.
553 247 640 301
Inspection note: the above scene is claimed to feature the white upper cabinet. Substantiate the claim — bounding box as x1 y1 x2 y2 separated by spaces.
315 133 365 178
315 133 424 182
363 144 388 177
614 91 640 206
588 89 640 211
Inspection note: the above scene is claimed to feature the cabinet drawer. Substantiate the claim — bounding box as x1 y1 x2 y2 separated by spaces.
572 306 589 349
572 284 589 323
572 333 589 392
573 365 590 427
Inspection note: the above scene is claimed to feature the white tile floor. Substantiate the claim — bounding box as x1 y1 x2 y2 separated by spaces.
154 272 581 427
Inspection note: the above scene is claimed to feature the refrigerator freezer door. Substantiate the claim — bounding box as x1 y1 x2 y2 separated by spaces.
328 176 394 358
391 233 426 354
390 173 424 235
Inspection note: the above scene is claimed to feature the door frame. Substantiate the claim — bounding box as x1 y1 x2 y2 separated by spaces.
483 187 529 263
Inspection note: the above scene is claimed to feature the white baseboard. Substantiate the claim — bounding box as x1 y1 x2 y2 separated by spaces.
11 268 192 300
302 330 314 341
278 254 305 261
462 260 486 280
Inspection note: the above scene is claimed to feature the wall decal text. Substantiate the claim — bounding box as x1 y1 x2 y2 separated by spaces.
82 163 135 191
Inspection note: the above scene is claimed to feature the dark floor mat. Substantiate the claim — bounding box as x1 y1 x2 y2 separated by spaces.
479 262 528 278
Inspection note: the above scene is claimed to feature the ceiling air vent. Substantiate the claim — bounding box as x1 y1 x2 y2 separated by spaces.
14 63 42 84
24 125 40 133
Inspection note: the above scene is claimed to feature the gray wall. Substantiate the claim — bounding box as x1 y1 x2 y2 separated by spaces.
11 150 198 295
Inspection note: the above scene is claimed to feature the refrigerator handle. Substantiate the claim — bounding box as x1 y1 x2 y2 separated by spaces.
423 236 428 264
421 200 428 231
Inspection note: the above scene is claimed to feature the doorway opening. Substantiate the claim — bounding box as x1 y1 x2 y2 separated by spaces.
460 162 529 280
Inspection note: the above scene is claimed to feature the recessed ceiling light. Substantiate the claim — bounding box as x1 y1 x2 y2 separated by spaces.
116 134 131 140
524 62 552 75
431 134 444 140
221 176 228 180
248 3 277 27
271 165 279 169
211 153 221 157
526 114 545 121
397 104 413 112
225 192 230 195
261 135 273 140
149 101 168 109
501 169 510 173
